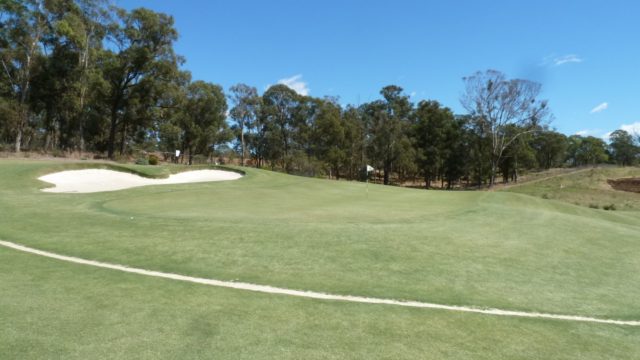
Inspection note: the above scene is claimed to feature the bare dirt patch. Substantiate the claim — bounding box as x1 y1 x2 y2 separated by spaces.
607 178 640 193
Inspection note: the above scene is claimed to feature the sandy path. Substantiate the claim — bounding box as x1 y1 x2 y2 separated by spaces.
39 169 242 193
1 240 637 326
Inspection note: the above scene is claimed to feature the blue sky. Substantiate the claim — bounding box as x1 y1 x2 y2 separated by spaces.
117 0 640 138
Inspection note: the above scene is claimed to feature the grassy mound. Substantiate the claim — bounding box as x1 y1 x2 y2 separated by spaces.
505 166 640 210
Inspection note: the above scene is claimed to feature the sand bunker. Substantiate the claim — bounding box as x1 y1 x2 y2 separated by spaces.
39 169 242 193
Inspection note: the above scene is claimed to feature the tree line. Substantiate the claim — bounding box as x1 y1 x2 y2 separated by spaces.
2 1 638 188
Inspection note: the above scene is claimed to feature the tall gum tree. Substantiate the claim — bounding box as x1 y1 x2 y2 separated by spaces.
364 85 412 185
229 83 260 166
461 70 551 187
0 0 48 152
103 7 179 159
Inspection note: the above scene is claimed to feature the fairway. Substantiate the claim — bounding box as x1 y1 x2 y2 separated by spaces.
1 160 640 359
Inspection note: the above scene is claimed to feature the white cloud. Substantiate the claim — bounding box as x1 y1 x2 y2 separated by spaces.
540 54 583 67
575 129 595 136
276 74 309 96
590 102 608 114
553 54 583 66
621 122 640 137
409 91 417 98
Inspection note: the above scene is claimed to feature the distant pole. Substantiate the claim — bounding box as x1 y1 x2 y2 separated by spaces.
366 175 369 199
365 164 374 199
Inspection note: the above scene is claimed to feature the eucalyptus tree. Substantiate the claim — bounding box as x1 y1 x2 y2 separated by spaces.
530 130 568 169
59 0 111 152
413 100 454 188
364 85 412 185
313 98 345 179
177 81 229 165
342 106 366 180
566 135 608 166
461 70 551 186
609 129 638 166
261 84 300 171
102 7 180 159
0 0 48 152
229 83 260 166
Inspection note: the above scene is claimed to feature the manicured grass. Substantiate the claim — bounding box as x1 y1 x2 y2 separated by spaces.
1 159 639 358
2 247 639 359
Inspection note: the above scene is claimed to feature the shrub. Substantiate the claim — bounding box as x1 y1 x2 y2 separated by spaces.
51 149 66 158
541 193 550 199
603 204 617 211
135 157 149 165
148 154 159 165
588 203 599 209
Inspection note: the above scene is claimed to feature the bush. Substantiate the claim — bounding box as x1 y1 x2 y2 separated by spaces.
148 154 159 165
603 204 617 211
51 149 66 158
541 193 550 199
135 157 149 165
588 203 599 209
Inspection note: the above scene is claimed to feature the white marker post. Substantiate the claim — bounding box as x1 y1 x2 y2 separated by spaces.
366 165 374 198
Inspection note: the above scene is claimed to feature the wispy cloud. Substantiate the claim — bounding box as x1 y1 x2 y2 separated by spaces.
540 54 583 67
590 102 608 114
575 129 598 136
553 54 583 66
276 74 309 96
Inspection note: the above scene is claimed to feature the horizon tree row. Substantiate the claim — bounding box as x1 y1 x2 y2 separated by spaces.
2 1 638 187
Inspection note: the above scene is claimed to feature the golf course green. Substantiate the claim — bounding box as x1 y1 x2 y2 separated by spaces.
1 159 639 359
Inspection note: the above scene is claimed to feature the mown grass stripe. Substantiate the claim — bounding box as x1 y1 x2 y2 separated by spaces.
2 239 638 327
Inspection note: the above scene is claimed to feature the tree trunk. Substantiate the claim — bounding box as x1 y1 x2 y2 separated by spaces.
119 120 127 155
240 120 246 166
14 127 22 153
107 109 118 159
383 162 390 185
489 160 497 188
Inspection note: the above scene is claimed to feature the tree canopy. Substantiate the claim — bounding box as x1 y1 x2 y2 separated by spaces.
1 1 636 186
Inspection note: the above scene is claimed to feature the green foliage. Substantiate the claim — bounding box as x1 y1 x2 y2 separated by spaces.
0 1 631 190
566 135 609 166
364 86 413 185
609 130 638 166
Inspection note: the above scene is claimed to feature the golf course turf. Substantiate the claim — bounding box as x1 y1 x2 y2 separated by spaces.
1 160 639 358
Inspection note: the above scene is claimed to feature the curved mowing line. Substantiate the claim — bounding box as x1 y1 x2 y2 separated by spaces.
1 240 638 327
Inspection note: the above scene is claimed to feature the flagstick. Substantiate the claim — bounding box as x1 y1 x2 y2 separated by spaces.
366 176 369 199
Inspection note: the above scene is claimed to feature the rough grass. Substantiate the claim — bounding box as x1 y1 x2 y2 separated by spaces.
504 166 640 211
1 159 639 359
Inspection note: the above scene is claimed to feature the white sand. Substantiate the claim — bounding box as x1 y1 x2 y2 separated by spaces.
0 239 637 326
39 169 242 193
